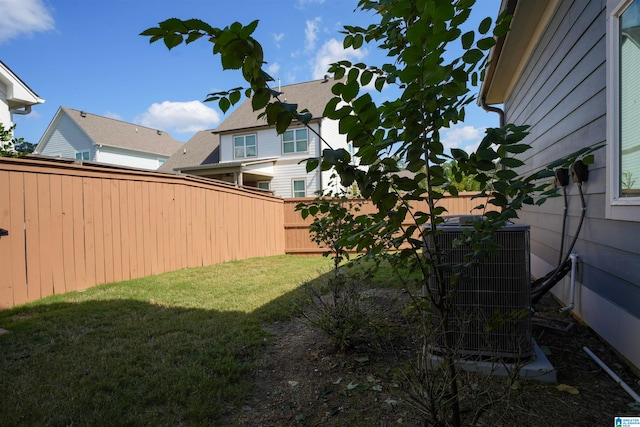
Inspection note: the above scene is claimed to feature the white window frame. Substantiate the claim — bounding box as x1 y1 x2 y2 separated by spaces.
75 150 90 160
233 134 257 159
257 181 270 190
606 0 640 221
292 179 307 198
282 128 309 154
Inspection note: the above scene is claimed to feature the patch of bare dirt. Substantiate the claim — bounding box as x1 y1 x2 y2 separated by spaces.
226 292 640 426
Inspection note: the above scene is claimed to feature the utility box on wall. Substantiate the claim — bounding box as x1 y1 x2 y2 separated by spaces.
424 216 532 360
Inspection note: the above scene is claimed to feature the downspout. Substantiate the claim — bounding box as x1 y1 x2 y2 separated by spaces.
480 96 505 128
317 120 322 192
11 105 32 115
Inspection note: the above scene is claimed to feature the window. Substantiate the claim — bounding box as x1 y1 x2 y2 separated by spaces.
234 134 257 158
75 151 90 160
282 128 308 154
619 0 640 196
607 0 640 219
292 179 306 197
257 181 270 190
158 158 166 166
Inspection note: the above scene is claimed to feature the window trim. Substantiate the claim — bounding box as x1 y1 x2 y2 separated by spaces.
257 181 270 190
606 0 640 220
233 134 257 159
292 178 307 198
282 128 309 154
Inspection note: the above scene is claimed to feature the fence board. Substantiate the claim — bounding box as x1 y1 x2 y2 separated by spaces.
102 178 114 284
0 171 13 308
9 172 28 305
72 176 86 289
60 175 76 293
110 179 123 283
49 174 66 295
37 174 53 298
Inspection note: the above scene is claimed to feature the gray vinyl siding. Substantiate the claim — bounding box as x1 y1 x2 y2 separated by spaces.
40 114 94 159
504 0 640 365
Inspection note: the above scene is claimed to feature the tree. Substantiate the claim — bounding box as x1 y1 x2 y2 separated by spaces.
141 1 600 424
0 123 35 157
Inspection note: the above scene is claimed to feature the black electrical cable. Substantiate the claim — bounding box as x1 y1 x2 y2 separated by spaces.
531 182 586 304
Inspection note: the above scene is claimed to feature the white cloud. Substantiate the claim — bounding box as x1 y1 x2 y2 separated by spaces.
295 0 325 10
441 125 486 154
0 0 54 44
136 101 221 134
266 62 281 77
312 38 368 80
305 17 321 53
273 32 284 48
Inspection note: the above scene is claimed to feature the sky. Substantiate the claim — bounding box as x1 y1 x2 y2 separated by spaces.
2 0 501 153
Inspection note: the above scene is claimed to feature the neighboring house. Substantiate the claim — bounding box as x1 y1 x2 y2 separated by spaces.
0 60 44 129
159 78 350 197
35 107 183 170
481 0 640 370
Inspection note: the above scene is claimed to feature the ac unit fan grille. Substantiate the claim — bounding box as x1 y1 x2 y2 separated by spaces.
425 226 532 360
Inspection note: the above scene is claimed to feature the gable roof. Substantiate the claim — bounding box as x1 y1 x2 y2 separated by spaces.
214 77 338 133
158 129 220 172
58 107 182 156
0 60 44 109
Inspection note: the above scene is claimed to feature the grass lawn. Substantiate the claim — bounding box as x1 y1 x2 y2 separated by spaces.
0 255 342 426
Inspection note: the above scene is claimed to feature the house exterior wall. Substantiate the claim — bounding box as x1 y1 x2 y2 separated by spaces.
503 0 640 369
0 80 10 127
96 146 167 171
217 120 348 197
39 114 94 159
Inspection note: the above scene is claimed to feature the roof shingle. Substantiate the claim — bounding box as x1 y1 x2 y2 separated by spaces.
62 107 183 156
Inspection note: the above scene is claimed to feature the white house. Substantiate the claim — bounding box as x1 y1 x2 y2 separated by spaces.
159 78 350 198
481 0 640 370
35 107 183 171
0 60 44 130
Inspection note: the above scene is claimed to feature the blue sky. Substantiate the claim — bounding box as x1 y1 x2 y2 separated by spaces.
2 0 500 152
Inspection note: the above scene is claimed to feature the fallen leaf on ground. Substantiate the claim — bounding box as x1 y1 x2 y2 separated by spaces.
556 384 580 394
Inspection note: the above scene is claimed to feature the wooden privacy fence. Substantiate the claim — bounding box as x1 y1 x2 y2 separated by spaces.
0 157 285 309
283 194 487 255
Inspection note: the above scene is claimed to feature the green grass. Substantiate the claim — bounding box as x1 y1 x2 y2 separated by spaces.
0 255 337 426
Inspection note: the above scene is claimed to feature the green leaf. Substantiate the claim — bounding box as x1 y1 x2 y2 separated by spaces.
500 157 525 168
505 144 531 154
344 34 354 49
218 97 231 113
461 31 474 49
229 90 241 105
185 32 205 44
251 88 271 111
582 154 595 165
240 20 259 38
477 37 496 50
306 158 320 172
478 17 493 34
360 70 373 86
163 34 184 50
462 49 484 64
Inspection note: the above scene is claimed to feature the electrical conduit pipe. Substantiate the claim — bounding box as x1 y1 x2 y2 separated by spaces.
583 346 640 403
560 253 579 313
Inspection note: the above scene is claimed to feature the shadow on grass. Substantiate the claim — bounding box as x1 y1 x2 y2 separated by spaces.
0 271 331 426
